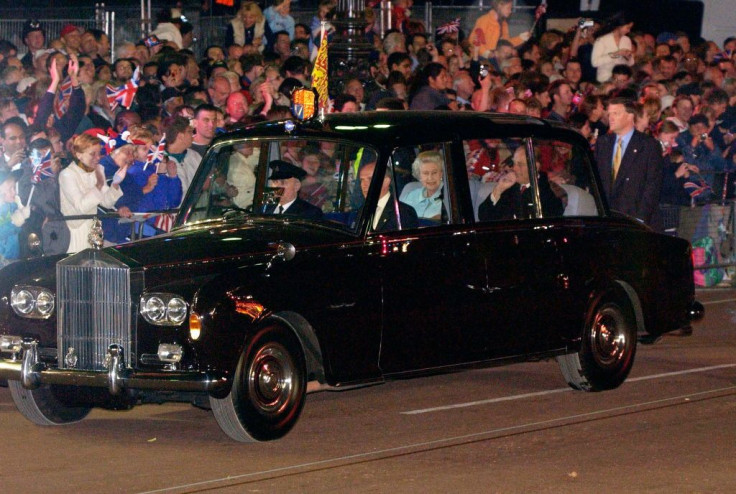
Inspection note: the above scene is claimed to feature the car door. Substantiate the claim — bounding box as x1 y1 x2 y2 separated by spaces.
375 143 491 373
470 137 569 355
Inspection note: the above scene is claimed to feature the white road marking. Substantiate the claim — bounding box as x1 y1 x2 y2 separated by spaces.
401 364 736 415
137 385 736 494
701 297 736 305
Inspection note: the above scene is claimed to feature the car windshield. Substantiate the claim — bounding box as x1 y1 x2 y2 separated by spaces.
177 137 377 233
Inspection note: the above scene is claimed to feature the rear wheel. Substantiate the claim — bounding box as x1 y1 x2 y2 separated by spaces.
557 300 637 391
210 325 307 442
9 381 92 425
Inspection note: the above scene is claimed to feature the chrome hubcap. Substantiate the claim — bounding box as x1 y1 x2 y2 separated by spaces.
248 343 294 415
590 306 627 367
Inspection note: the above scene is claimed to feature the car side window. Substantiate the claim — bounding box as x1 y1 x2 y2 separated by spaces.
532 139 600 218
188 144 247 222
356 158 412 233
261 139 373 228
183 139 374 232
466 138 525 222
468 137 600 222
392 144 451 227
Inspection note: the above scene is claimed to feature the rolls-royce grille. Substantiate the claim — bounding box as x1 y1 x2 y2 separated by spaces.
57 250 132 371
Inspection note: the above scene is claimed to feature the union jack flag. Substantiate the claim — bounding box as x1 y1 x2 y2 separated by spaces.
154 212 175 232
53 77 73 120
684 177 712 198
31 149 54 184
436 18 461 36
106 67 140 111
144 133 166 171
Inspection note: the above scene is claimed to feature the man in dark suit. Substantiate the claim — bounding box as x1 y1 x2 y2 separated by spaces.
264 160 323 219
595 97 663 231
358 161 418 231
478 146 564 221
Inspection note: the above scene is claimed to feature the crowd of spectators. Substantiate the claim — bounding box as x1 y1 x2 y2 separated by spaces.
0 0 735 264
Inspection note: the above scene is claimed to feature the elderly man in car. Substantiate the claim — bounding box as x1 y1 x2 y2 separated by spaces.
478 146 563 221
264 159 322 219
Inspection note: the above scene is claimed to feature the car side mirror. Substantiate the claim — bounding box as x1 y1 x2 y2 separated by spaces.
266 242 296 270
276 242 296 261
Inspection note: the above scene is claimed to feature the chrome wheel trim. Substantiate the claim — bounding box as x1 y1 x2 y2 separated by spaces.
589 306 628 368
247 342 295 416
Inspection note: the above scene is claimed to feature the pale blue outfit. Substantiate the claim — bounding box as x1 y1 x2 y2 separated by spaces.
403 185 443 219
264 6 295 40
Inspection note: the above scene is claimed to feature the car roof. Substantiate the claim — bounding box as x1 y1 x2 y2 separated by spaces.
214 111 590 150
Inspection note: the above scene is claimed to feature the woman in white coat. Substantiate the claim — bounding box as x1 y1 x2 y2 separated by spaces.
59 133 131 253
591 14 635 83
225 1 267 52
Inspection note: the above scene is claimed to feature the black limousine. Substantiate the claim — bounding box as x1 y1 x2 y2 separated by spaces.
0 111 703 441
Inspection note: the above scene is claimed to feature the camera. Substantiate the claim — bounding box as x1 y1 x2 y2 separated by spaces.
578 18 594 29
700 133 708 141
571 91 583 106
479 64 489 80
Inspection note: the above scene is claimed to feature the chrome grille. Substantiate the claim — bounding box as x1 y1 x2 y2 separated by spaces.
57 250 132 371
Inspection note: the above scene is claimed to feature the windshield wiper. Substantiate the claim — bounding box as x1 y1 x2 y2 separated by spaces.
222 205 251 220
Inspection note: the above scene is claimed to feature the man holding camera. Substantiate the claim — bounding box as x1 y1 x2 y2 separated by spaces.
675 113 729 193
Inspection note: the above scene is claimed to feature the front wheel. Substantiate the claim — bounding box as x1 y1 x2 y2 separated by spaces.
557 300 637 391
9 381 92 425
210 324 307 442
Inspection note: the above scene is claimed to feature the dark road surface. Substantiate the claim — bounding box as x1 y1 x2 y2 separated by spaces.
1 289 734 493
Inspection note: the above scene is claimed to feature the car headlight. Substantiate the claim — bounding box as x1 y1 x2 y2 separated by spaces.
140 293 188 326
167 297 188 324
36 290 55 316
10 286 55 319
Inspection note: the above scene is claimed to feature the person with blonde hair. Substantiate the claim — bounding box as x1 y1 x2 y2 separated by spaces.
226 1 266 52
59 133 130 252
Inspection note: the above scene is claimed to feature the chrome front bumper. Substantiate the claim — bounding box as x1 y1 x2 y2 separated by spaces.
0 339 228 394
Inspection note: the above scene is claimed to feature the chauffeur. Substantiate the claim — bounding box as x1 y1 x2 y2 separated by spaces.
265 159 323 219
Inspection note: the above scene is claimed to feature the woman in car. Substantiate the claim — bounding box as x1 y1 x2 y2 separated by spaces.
402 150 445 220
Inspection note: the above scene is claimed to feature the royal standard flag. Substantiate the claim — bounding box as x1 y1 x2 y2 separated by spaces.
311 23 329 113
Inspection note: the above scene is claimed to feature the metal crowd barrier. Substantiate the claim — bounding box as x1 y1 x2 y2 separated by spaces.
0 5 535 60
660 199 736 288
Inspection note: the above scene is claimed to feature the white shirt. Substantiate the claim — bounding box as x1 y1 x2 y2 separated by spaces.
170 149 202 201
373 193 391 230
227 150 258 209
278 198 297 213
591 32 634 83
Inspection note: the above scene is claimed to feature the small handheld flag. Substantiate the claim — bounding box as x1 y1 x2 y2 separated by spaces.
31 149 54 184
436 18 460 36
145 133 166 171
53 77 73 120
106 66 140 111
684 174 712 199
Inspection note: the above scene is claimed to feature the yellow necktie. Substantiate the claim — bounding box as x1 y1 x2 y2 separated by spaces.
612 138 622 180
